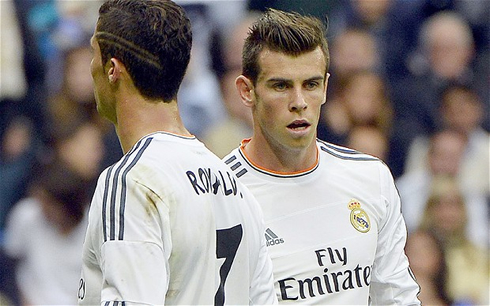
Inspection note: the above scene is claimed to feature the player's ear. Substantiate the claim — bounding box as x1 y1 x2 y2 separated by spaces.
322 73 330 105
107 58 123 84
236 75 255 107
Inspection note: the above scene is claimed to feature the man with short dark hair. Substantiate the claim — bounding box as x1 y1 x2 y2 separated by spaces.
79 1 276 304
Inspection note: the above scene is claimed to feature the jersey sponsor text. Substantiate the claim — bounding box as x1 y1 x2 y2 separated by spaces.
279 247 372 301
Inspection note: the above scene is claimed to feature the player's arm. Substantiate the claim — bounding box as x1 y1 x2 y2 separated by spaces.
99 176 170 305
369 164 421 305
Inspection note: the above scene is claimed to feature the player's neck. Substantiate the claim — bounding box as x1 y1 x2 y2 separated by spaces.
243 136 318 173
115 95 191 154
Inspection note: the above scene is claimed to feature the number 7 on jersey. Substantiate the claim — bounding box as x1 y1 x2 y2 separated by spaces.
215 224 243 306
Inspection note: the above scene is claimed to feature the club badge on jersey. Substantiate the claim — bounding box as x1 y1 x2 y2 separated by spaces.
348 199 371 233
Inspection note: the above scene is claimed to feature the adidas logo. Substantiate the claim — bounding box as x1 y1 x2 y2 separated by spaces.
265 228 284 247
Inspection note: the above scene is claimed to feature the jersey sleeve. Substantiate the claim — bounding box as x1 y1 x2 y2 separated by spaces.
99 176 170 305
369 164 421 305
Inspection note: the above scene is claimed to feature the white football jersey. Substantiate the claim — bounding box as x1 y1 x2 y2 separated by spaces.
224 139 420 305
79 132 276 305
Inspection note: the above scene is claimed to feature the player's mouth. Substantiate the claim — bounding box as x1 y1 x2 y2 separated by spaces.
287 120 311 133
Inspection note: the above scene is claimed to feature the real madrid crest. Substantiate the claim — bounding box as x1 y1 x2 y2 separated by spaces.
348 199 371 233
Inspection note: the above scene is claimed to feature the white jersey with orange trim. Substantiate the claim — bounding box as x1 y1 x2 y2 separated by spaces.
223 139 420 305
78 132 277 305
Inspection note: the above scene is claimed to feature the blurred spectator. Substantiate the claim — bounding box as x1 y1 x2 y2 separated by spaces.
396 128 489 248
204 13 260 157
13 0 59 68
201 0 248 36
48 45 96 125
7 0 52 144
54 1 102 42
385 0 490 83
13 0 101 95
3 162 91 305
327 0 395 78
176 2 228 139
318 70 393 147
346 125 389 162
405 84 489 195
0 246 21 306
47 44 122 167
414 11 478 83
326 27 379 98
405 229 452 306
0 0 27 100
388 11 488 177
7 0 105 144
331 0 393 30
418 176 489 305
0 116 39 241
47 118 105 183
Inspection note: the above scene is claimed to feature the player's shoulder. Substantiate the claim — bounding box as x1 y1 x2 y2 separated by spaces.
222 147 248 178
223 147 241 163
316 139 394 174
317 139 384 163
316 139 396 183
95 135 160 190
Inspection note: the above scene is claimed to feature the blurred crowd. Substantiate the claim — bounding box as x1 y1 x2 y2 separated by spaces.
0 0 488 305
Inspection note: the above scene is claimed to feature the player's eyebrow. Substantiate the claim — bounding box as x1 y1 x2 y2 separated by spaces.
304 76 325 82
266 75 324 83
266 77 290 83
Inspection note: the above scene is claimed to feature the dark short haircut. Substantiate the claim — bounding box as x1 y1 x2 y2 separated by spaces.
242 8 330 84
34 162 91 225
95 0 192 101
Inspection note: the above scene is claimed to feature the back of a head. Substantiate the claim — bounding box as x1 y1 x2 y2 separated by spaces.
242 8 329 84
95 0 192 101
34 162 91 226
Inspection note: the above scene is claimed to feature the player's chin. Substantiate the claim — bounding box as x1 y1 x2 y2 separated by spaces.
286 133 315 150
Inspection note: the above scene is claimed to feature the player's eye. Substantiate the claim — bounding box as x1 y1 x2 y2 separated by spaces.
305 81 319 90
272 82 287 91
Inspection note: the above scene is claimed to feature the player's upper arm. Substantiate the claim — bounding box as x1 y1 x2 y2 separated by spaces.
370 164 420 305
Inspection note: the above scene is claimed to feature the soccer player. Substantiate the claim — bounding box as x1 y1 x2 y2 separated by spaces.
78 0 277 304
224 8 421 305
